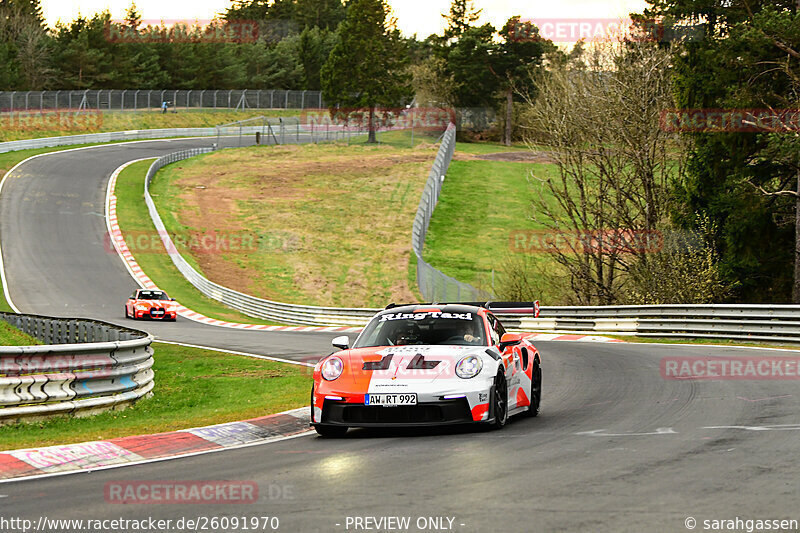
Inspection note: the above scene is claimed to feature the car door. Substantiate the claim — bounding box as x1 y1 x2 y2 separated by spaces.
127 290 138 315
487 313 522 409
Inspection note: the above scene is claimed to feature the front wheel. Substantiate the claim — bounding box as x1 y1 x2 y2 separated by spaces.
314 424 348 438
525 363 542 417
124 306 130 319
490 371 509 429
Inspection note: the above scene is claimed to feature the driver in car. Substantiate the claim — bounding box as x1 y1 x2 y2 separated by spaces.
456 320 480 344
390 322 423 345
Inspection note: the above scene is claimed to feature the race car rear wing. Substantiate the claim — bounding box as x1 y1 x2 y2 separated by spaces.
481 301 540 318
385 301 540 318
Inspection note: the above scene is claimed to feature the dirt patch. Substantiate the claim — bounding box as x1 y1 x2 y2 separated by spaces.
158 144 435 306
473 151 556 163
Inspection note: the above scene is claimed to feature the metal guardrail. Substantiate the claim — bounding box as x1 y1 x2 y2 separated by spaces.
0 312 154 425
514 304 800 343
0 89 324 112
1 120 399 155
0 126 230 155
411 123 488 302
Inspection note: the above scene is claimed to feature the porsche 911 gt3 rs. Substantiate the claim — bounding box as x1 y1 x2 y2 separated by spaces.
310 302 541 437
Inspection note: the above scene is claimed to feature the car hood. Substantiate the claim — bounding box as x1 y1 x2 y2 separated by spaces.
342 344 488 384
133 300 176 308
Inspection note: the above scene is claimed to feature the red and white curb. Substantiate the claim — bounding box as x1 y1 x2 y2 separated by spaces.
0 408 312 482
105 160 361 334
521 333 623 343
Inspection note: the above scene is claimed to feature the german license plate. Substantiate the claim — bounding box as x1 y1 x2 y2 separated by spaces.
365 393 417 406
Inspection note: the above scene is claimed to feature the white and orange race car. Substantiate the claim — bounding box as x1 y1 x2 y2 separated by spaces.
124 289 178 321
310 302 541 437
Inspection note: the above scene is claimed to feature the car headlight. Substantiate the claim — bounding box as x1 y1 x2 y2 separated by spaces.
135 305 147 311
455 355 483 379
321 356 344 381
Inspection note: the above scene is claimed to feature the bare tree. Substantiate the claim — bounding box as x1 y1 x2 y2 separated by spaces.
409 55 455 109
521 41 680 304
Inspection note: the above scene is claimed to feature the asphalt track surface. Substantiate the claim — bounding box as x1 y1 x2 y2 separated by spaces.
0 137 335 364
2 139 800 532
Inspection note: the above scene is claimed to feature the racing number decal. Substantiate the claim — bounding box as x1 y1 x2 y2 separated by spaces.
363 354 393 370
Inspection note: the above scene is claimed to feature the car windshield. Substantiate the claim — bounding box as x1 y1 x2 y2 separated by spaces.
353 310 487 348
138 291 169 301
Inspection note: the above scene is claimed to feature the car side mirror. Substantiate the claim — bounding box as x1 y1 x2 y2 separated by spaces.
499 332 523 350
170 298 176 301
332 335 350 350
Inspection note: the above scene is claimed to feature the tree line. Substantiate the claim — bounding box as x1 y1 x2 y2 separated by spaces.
0 0 343 90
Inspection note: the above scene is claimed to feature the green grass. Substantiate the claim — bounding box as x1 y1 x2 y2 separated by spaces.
115 160 278 324
0 341 311 450
0 109 299 142
423 155 561 296
0 320 41 346
121 132 553 308
146 142 433 307
452 140 533 155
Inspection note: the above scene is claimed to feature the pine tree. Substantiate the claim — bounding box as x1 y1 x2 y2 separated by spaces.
0 0 49 89
124 2 142 31
295 0 345 31
442 0 481 40
320 0 411 142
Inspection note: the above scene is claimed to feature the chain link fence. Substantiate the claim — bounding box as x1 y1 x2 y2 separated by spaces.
0 89 324 112
215 116 399 147
412 123 489 302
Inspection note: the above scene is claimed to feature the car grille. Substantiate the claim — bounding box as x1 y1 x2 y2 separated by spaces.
149 307 165 317
323 399 472 425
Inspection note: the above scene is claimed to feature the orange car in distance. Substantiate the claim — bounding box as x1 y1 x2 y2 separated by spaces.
125 289 178 321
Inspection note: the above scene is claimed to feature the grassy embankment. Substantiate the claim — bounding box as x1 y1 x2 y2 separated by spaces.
422 153 564 301
115 160 278 324
143 129 444 308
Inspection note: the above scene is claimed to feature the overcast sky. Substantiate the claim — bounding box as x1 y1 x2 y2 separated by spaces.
40 0 647 38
